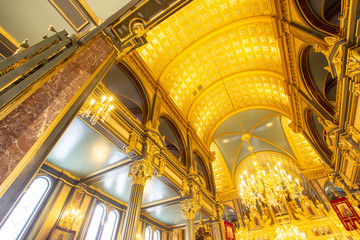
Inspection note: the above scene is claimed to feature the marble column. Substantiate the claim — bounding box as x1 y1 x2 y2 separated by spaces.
181 199 198 240
121 159 152 240
0 36 113 191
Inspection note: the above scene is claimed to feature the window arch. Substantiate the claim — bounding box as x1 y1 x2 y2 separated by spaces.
158 116 187 166
144 225 152 240
85 204 106 240
0 176 51 240
154 229 161 240
103 63 149 123
100 210 119 240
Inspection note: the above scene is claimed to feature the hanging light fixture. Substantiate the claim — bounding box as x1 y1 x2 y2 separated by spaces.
59 207 82 230
80 95 114 125
237 141 303 209
213 60 303 209
275 225 306 240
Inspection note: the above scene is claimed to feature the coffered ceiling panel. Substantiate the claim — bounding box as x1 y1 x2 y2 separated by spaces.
137 0 287 144
191 74 289 142
138 0 272 79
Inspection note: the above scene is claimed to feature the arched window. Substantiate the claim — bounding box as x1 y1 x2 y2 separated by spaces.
154 229 161 240
144 225 152 240
85 204 106 240
0 176 51 240
100 210 119 240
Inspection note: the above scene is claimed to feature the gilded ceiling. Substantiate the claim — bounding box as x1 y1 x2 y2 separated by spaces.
137 0 285 140
137 0 322 193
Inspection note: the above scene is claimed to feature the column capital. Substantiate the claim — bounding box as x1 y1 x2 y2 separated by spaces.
128 159 153 186
181 199 199 220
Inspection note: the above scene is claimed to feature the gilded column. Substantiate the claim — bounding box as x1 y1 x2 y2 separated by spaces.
181 199 198 240
121 159 152 240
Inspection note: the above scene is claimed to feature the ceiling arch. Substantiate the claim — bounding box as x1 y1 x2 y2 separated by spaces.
191 74 289 142
138 0 273 79
187 70 284 120
158 21 282 113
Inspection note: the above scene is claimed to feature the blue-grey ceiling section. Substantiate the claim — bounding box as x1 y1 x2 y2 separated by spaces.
46 117 129 178
0 0 75 44
212 109 278 137
212 110 295 177
251 116 294 156
92 170 179 205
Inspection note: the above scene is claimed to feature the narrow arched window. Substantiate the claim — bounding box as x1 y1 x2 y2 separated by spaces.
85 204 106 240
0 176 51 240
100 210 119 240
144 225 152 240
154 229 161 240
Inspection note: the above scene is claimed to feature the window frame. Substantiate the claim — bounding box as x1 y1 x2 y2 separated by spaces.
100 209 119 240
144 225 152 240
85 203 106 240
0 175 52 239
154 229 161 240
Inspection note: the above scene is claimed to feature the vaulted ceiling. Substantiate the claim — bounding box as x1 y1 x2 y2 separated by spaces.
136 0 322 193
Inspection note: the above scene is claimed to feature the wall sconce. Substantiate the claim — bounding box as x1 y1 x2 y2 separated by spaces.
59 208 82 231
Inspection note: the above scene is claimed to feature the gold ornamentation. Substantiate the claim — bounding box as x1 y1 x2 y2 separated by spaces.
125 131 139 153
348 56 360 72
128 159 153 186
353 82 360 96
144 139 161 163
338 138 352 151
349 126 360 142
154 159 165 177
181 198 199 219
80 95 114 125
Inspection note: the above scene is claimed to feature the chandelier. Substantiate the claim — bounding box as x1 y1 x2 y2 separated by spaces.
238 156 303 209
80 95 114 125
275 225 306 240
